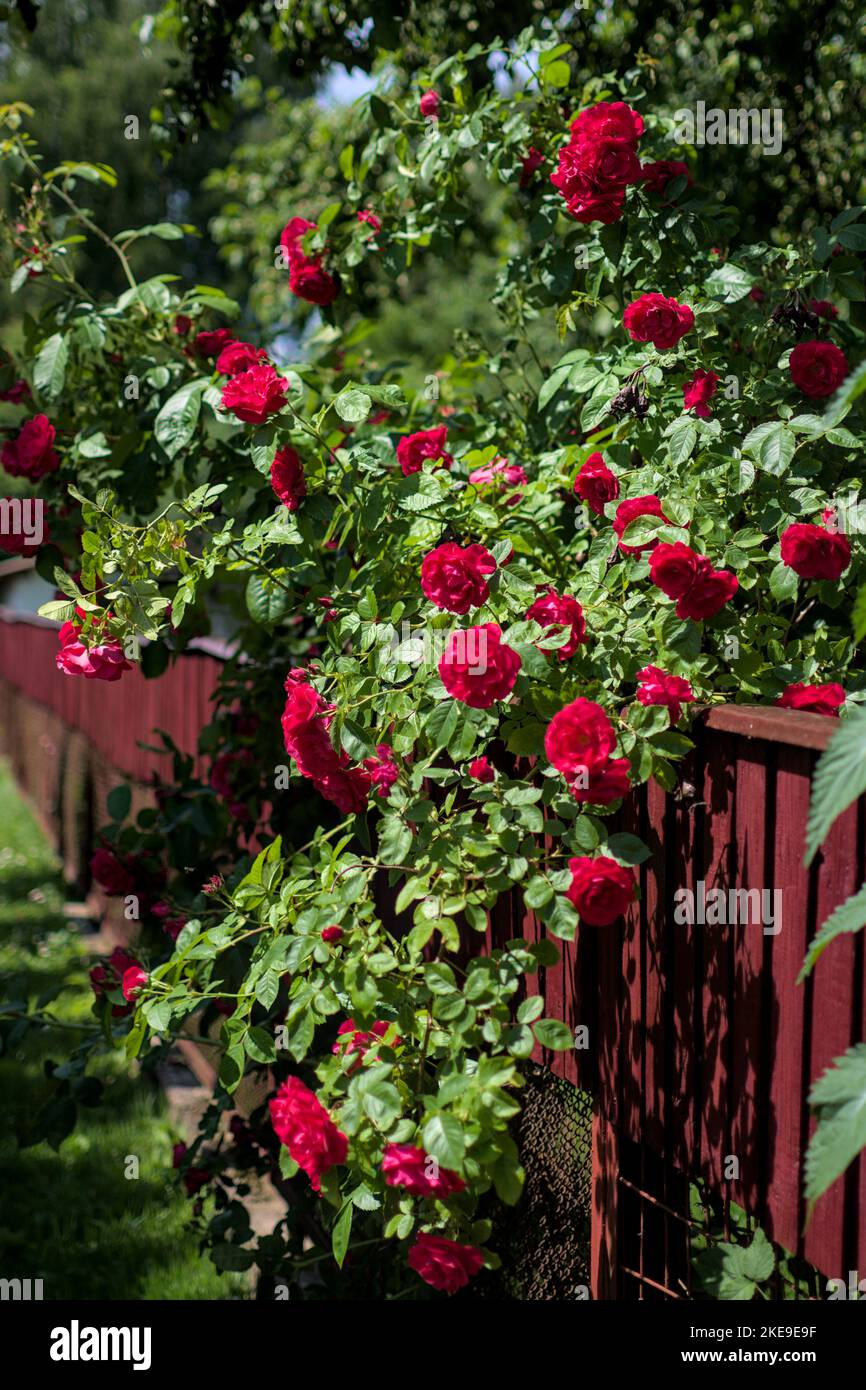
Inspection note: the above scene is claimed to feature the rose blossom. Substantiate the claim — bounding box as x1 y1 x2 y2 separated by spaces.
221 363 289 424
635 665 696 724
775 682 846 717
91 847 135 896
682 369 719 419
0 379 31 403
550 101 643 225
122 966 148 1002
332 1019 398 1071
215 340 268 376
566 855 637 926
544 697 616 782
438 623 521 709
381 1144 465 1198
807 299 838 320
193 328 235 358
649 543 738 620
269 1076 348 1192
407 1232 483 1294
397 426 453 476
363 744 399 797
526 587 586 660
321 925 344 943
613 495 674 555
467 456 527 504
468 755 495 783
640 160 692 197
280 216 341 306
780 522 851 581
623 293 694 350
89 946 142 1017
282 672 372 813
56 619 132 682
788 341 848 398
574 452 619 516
570 101 644 144
270 445 306 511
519 147 545 188
2 414 59 480
420 541 496 614
419 90 440 119
357 208 382 235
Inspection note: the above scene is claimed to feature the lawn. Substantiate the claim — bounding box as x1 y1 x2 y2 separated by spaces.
0 759 245 1300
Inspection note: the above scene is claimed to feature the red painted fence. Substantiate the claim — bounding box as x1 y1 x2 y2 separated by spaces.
1 611 864 1296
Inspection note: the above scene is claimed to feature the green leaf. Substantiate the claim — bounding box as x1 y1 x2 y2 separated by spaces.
836 225 866 251
332 1202 353 1268
799 883 866 981
154 379 204 460
693 1229 775 1300
805 1044 866 1202
666 417 697 466
853 585 866 643
106 784 132 822
605 832 652 866
245 574 293 625
804 708 866 865
769 559 799 603
742 420 795 475
422 1113 465 1169
334 388 372 423
704 262 755 303
34 333 69 399
533 1018 573 1050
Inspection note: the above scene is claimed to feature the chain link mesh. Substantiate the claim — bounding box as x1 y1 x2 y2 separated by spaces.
468 1064 593 1300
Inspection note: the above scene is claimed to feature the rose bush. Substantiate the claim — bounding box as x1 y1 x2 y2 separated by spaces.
2 21 865 1298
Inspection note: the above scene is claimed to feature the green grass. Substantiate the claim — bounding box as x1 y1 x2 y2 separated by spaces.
0 759 246 1300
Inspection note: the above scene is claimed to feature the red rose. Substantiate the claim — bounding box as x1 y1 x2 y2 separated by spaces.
321 925 344 943
544 697 616 783
215 340 267 376
0 499 48 556
623 293 694 350
468 755 495 783
0 379 31 403
280 217 341 306
519 146 545 187
650 543 738 620
526 587 586 660
647 541 700 599
780 522 851 580
269 1077 348 1192
566 855 637 926
807 300 838 321
570 101 644 145
289 257 341 306
221 363 289 425
270 446 306 511
2 414 59 480
407 1232 483 1295
574 452 619 516
613 494 673 555
572 758 631 806
438 623 521 709
89 946 141 1017
420 541 496 614
749 286 766 303
640 160 692 198
636 665 696 724
576 136 642 187
193 328 235 358
91 847 135 896
357 208 382 235
172 315 192 336
381 1144 465 1198
682 369 719 419
332 1019 399 1071
775 682 845 717
362 744 399 797
676 556 738 621
788 340 848 398
419 90 440 119
467 456 527 504
122 966 148 1002
281 672 373 812
397 426 452 476
56 620 132 682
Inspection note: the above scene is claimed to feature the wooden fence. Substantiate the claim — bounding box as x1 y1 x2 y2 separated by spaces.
1 611 864 1297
